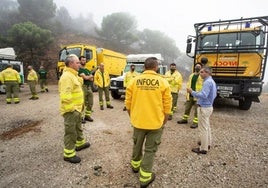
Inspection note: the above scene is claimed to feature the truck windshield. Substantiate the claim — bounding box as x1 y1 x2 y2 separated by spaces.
59 47 81 61
124 64 144 73
0 60 21 72
199 31 262 50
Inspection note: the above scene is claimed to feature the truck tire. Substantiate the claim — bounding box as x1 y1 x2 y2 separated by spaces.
239 97 252 110
111 90 121 99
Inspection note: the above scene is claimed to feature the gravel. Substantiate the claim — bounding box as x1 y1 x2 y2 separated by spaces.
0 84 267 188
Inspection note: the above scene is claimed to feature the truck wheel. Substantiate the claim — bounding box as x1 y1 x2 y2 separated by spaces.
91 84 98 92
111 91 121 99
239 97 252 110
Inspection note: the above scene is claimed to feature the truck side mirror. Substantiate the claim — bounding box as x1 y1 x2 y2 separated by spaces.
186 43 192 53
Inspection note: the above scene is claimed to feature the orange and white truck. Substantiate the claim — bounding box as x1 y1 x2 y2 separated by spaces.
186 16 268 110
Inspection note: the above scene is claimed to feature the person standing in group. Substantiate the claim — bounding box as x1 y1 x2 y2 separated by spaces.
1 64 21 104
177 63 203 128
38 65 48 92
94 63 113 110
27 65 39 100
186 66 217 154
59 54 90 164
123 64 139 111
78 56 94 122
164 63 183 120
125 57 172 188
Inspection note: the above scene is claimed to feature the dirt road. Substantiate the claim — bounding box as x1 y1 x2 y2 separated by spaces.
0 84 267 187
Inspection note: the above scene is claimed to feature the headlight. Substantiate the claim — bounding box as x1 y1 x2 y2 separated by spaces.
111 81 117 86
248 87 261 92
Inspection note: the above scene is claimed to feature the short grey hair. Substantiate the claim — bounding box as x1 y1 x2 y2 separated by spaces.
65 54 78 67
202 66 212 75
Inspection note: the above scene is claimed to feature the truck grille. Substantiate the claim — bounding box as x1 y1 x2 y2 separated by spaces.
211 66 246 75
117 81 123 87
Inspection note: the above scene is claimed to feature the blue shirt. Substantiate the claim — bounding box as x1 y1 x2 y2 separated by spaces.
191 76 217 107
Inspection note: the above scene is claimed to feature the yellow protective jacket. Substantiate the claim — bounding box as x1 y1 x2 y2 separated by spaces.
123 71 139 87
27 69 38 82
59 67 84 115
1 68 21 83
125 70 172 130
94 69 110 88
186 73 203 101
165 70 183 93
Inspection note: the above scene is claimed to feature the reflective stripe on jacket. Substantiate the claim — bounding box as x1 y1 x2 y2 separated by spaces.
164 70 183 93
186 73 203 101
59 67 84 115
94 69 110 88
125 70 172 130
1 68 21 83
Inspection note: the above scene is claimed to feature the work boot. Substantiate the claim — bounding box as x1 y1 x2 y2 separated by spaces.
123 106 127 111
140 173 155 188
64 155 81 163
168 115 172 120
190 123 198 129
107 105 114 109
29 96 35 100
132 167 139 173
45 88 49 92
81 118 86 124
100 106 104 110
85 116 94 122
75 142 90 151
14 101 20 104
177 119 188 124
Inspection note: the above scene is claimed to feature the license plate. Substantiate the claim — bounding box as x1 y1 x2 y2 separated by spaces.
217 86 233 91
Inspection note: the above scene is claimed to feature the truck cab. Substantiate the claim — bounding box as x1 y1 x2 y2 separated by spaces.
110 53 167 99
186 16 268 110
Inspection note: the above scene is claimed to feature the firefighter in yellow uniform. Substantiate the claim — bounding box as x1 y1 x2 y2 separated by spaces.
164 63 183 120
27 65 39 100
59 54 90 163
1 64 21 104
125 57 172 188
94 63 113 110
177 63 203 128
123 64 139 111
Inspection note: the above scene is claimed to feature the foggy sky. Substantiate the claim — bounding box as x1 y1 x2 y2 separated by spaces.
54 0 268 81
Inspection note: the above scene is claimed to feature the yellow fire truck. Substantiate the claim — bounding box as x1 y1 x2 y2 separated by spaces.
56 43 126 79
186 16 268 110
